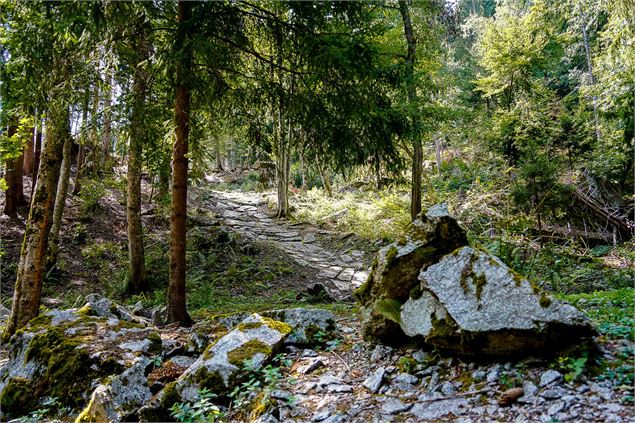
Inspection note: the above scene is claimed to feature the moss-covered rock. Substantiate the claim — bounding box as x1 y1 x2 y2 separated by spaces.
148 313 290 413
357 204 468 344
0 300 161 419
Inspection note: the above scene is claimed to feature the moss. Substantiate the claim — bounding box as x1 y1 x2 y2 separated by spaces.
77 304 92 315
28 314 53 327
539 294 552 308
237 321 264 331
227 339 272 367
396 356 417 374
160 381 181 408
409 283 423 300
193 367 227 393
0 377 36 415
397 236 407 246
147 331 163 354
428 315 459 339
110 319 146 331
383 246 399 270
374 299 403 324
473 273 487 301
261 317 292 335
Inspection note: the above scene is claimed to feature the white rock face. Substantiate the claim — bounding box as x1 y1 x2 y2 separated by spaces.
400 292 447 338
399 246 596 356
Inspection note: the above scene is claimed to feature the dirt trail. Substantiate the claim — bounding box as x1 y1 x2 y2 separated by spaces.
192 189 370 300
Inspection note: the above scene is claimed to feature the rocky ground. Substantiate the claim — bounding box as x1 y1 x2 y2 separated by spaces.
261 314 634 423
0 175 632 422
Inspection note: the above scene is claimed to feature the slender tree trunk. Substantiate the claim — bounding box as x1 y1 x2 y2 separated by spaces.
73 88 90 195
399 0 422 220
274 20 290 218
167 0 193 326
214 137 224 171
581 14 601 143
102 71 113 169
47 131 72 268
14 150 25 206
31 118 43 194
90 81 100 173
126 20 150 295
317 158 332 197
23 124 35 176
435 136 443 173
5 104 69 336
300 148 307 189
3 124 19 217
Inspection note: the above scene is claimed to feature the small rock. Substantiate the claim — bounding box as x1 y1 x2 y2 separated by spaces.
326 384 352 393
393 373 418 390
539 370 563 387
362 367 385 393
412 350 427 363
541 387 567 400
318 374 344 387
302 349 318 358
298 358 324 375
522 381 538 397
370 345 393 362
312 409 332 422
381 398 413 414
410 397 468 420
440 381 456 396
471 369 486 382
548 401 565 416
499 387 524 406
486 365 502 383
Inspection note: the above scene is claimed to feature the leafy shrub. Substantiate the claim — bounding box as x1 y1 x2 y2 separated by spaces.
170 388 224 423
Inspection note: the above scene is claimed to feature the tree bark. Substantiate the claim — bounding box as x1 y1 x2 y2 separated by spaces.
23 124 35 177
317 158 332 197
398 0 422 220
581 14 601 143
102 71 113 169
31 118 43 194
73 88 90 195
5 104 69 336
46 130 72 268
214 137 224 171
3 124 19 217
126 19 150 295
167 0 193 326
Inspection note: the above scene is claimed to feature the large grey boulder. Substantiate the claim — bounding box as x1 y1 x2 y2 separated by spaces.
76 357 153 423
354 204 468 343
0 304 161 419
152 313 291 413
400 246 597 356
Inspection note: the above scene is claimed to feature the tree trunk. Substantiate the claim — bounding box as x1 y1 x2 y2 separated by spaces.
102 71 113 169
5 105 69 337
167 0 193 326
23 124 35 176
90 81 100 173
126 20 150 295
73 88 90 195
214 137 224 171
3 124 19 217
31 118 43 194
398 0 422 220
435 136 443 173
581 14 601 143
47 130 72 268
317 158 332 197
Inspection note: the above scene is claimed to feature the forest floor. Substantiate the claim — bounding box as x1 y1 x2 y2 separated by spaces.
1 172 633 422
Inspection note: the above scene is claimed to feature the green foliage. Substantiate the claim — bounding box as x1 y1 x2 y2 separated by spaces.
560 288 634 340
556 356 588 383
16 397 71 423
229 354 294 419
170 388 224 423
77 179 106 220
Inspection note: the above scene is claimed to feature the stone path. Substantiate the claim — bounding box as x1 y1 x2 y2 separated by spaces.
199 190 370 299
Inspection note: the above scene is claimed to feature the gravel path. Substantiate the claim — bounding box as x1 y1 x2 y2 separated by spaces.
199 190 370 299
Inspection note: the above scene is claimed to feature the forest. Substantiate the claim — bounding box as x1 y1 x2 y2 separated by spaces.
0 0 633 422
